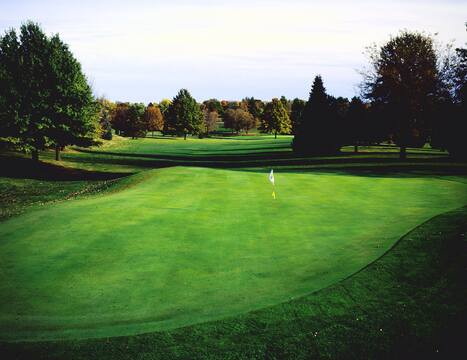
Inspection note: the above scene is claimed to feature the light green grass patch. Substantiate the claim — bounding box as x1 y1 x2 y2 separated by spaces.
0 167 466 341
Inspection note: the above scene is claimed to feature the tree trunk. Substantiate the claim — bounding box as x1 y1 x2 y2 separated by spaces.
184 133 187 140
354 145 358 153
400 145 407 160
274 131 277 139
55 145 61 161
32 150 39 162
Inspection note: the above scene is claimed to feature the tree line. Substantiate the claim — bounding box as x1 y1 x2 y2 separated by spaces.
294 29 467 159
1 22 466 160
97 94 293 140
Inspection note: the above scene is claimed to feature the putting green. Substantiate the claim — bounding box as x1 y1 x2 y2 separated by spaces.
0 167 466 341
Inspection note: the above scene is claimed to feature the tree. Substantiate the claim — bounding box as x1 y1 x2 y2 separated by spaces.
165 89 203 139
97 97 116 140
47 34 100 160
431 25 467 158
203 99 223 115
223 108 237 133
290 98 306 134
345 97 368 152
292 76 341 154
158 99 171 116
243 97 265 122
0 22 99 161
329 96 349 147
110 102 146 138
203 110 219 134
144 103 164 135
238 109 256 134
280 96 291 113
223 108 255 134
111 102 130 135
100 116 113 141
261 98 292 138
361 31 439 159
220 100 230 112
126 103 146 138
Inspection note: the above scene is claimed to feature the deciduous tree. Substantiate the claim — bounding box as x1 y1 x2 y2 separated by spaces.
97 97 116 140
203 110 219 134
0 22 99 161
165 89 203 139
261 98 291 138
223 108 255 134
144 103 164 135
361 31 439 158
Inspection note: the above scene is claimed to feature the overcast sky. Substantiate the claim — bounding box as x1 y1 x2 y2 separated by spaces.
1 0 466 103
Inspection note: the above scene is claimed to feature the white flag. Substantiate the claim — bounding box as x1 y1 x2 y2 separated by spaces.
269 169 275 186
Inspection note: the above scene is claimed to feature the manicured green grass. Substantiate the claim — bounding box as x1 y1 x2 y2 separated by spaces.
101 135 293 156
1 135 466 358
18 135 461 175
1 166 466 341
2 206 466 359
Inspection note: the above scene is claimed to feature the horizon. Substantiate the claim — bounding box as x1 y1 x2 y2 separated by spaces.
1 0 466 103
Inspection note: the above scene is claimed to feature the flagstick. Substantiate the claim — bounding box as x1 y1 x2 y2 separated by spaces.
269 169 276 200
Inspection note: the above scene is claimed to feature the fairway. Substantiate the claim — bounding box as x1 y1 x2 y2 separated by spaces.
1 167 466 341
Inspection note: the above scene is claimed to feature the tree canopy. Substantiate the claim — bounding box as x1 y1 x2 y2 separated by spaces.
165 89 203 139
260 98 291 138
144 103 164 134
223 108 256 134
361 31 439 158
290 98 306 134
0 22 99 161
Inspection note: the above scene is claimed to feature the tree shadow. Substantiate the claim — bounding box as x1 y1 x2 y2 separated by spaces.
0 155 131 181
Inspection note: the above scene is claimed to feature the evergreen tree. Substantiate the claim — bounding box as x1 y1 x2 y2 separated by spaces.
165 89 203 139
261 98 292 138
292 76 341 154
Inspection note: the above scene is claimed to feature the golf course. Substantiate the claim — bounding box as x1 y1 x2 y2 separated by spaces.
1 3 467 357
1 135 467 358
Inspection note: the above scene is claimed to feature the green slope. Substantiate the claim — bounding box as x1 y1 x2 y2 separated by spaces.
1 167 466 341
